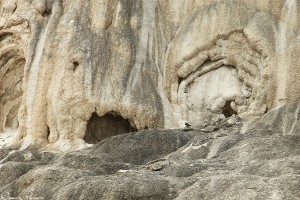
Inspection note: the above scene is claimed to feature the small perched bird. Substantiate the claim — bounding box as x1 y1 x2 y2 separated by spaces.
185 122 191 127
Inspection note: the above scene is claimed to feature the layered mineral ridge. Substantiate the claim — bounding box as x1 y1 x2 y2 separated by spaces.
1 0 300 199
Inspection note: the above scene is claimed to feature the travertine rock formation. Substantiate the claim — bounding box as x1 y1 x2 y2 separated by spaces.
1 0 300 150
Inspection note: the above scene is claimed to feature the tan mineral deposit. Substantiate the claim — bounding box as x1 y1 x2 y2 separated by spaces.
0 1 300 199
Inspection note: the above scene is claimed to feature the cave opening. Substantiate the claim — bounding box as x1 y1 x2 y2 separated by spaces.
84 112 137 144
222 100 237 118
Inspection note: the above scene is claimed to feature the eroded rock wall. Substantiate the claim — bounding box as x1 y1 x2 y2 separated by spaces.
1 0 300 150
0 0 29 135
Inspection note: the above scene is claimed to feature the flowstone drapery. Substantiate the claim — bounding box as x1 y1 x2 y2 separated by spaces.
1 0 300 150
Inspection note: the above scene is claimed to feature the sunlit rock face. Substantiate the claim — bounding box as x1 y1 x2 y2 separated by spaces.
164 0 300 128
0 0 29 138
1 0 300 150
184 66 242 127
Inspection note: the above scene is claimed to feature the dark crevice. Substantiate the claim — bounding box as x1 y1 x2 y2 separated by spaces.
84 112 137 144
264 106 268 114
47 126 50 141
42 9 52 17
222 100 237 118
12 4 17 13
72 61 79 71
178 77 183 85
0 32 14 41
178 77 183 93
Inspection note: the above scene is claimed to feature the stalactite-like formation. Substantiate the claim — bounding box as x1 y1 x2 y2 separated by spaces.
1 0 300 150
